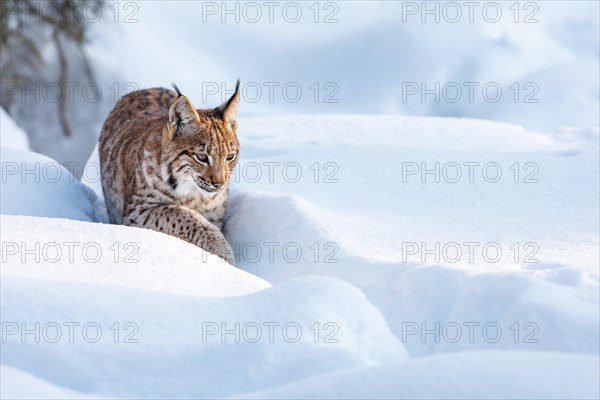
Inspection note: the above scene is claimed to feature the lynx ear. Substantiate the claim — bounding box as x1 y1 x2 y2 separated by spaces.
217 79 240 127
168 93 200 138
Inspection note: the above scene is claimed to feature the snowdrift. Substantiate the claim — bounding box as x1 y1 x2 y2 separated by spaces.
1 148 99 222
0 108 29 151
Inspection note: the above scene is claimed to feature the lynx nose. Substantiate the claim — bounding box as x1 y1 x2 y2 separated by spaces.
210 173 226 188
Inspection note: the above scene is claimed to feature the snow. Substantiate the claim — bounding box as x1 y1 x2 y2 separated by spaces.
0 366 94 400
1 0 598 396
0 108 29 150
2 113 598 398
0 147 100 222
2 272 405 398
241 352 600 400
1 214 270 297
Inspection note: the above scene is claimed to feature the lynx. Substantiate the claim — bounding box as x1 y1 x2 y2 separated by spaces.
99 81 240 264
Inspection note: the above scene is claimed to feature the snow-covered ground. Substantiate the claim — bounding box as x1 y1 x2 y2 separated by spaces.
1 109 598 398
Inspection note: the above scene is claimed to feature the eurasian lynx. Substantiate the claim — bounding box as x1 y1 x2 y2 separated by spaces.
99 81 240 264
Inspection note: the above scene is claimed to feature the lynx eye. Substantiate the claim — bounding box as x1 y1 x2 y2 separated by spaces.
194 153 209 163
226 154 237 162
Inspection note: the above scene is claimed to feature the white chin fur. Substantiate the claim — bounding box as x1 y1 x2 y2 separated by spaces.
175 176 202 197
175 176 220 198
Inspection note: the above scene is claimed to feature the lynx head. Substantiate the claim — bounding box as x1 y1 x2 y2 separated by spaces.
161 80 240 198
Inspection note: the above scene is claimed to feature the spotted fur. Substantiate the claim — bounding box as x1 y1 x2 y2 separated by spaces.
99 81 240 264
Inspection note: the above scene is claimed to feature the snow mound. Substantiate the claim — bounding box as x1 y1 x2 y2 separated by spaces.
1 274 406 398
1 214 269 297
0 366 95 400
0 108 30 150
1 147 100 222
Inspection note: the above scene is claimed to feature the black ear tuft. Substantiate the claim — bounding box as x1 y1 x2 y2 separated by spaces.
217 79 241 125
171 83 183 97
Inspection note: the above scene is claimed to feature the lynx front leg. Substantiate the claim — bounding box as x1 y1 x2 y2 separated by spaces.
130 205 235 265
